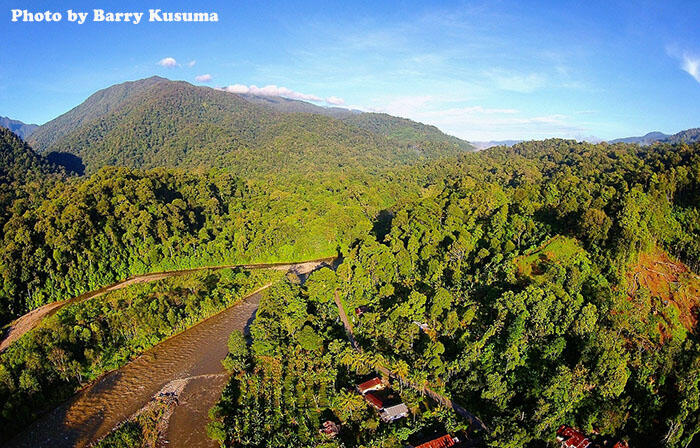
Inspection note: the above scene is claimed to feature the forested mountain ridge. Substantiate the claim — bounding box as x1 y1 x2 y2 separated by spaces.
26 76 167 152
610 128 700 145
0 117 38 141
27 77 471 175
0 128 58 183
240 94 473 149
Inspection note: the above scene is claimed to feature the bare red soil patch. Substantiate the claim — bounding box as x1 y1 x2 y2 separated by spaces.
627 249 700 337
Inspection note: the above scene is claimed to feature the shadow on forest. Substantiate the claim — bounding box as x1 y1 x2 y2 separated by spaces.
46 152 86 176
372 209 394 242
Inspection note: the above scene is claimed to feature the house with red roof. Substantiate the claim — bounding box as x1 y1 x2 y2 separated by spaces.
409 433 463 448
556 425 592 448
356 377 384 395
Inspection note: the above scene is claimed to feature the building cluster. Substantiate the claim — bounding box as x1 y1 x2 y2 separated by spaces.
356 377 409 422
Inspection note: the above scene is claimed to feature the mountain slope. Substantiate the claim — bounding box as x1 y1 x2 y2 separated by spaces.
340 112 473 150
27 76 166 152
0 127 55 182
664 128 700 144
610 128 700 145
0 117 38 141
28 77 471 175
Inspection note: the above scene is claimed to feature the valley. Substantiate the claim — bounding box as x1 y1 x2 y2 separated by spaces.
0 77 699 448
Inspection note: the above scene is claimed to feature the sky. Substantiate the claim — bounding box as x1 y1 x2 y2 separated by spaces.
1 0 699 141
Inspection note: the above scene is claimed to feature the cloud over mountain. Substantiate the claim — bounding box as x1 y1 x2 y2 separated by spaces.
220 84 344 106
157 57 177 67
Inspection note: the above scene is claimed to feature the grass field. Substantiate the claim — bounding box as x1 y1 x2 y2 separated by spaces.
515 236 584 280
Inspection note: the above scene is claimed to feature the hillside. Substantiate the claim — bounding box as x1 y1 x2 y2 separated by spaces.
0 127 55 182
610 128 700 145
240 95 472 149
0 117 38 141
664 128 700 144
27 77 471 175
341 112 473 150
609 131 670 145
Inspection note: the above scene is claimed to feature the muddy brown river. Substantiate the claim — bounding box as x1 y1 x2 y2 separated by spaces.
5 259 335 448
7 286 265 448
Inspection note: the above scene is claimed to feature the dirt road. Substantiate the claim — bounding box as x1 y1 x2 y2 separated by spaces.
0 257 336 352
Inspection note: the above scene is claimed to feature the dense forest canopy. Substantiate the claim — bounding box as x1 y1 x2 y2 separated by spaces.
208 138 700 447
1 79 699 447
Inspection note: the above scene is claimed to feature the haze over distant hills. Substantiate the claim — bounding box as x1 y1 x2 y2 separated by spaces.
470 140 524 150
26 76 473 175
0 117 38 141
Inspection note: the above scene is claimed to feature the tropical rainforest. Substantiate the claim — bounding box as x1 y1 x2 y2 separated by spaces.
0 77 699 447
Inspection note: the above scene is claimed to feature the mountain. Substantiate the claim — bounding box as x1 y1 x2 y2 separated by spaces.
609 131 670 145
0 117 39 141
239 94 472 149
341 113 473 150
28 77 472 175
609 128 700 145
663 128 700 144
0 127 56 182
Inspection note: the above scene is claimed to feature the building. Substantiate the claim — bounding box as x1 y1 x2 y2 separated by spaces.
356 377 384 395
379 403 409 422
409 434 462 448
355 305 369 315
319 420 340 438
364 391 385 409
355 378 409 422
556 426 592 448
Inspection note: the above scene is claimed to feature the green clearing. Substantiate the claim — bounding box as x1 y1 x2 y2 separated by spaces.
515 236 584 280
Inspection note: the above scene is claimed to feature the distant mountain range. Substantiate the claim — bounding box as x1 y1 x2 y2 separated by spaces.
0 117 38 140
609 128 700 145
471 128 700 150
26 76 473 175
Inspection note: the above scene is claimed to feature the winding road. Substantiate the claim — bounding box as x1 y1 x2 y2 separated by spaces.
0 258 335 352
5 259 333 448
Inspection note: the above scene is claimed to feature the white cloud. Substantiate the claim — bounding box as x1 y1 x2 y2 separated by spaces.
195 74 213 83
666 46 700 84
681 54 700 83
219 83 348 105
222 84 250 94
326 96 345 105
157 57 177 68
188 60 197 67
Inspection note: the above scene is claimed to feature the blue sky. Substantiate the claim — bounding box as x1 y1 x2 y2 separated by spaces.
2 0 699 141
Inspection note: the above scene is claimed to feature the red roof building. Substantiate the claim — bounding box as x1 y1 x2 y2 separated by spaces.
364 391 385 409
356 377 384 395
413 434 460 448
557 426 593 448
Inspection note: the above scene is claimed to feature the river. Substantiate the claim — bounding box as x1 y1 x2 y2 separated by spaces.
7 259 334 448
